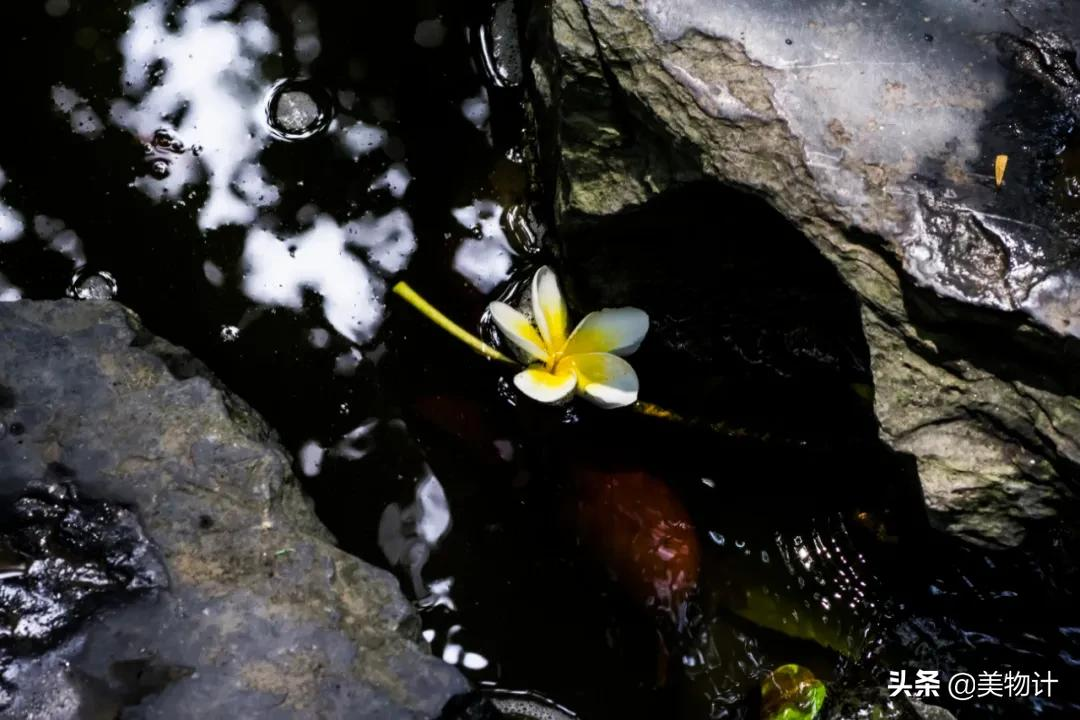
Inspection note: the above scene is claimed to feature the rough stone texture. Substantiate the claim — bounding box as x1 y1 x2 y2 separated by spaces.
530 0 1080 546
0 300 468 719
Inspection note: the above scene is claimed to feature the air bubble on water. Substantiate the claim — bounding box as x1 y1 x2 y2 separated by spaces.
67 270 117 300
264 79 334 140
151 128 185 153
149 158 171 179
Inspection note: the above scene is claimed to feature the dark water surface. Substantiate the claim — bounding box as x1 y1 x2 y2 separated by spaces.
1 1 1079 718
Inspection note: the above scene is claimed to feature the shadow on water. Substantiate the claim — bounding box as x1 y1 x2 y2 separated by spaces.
0 1 1079 718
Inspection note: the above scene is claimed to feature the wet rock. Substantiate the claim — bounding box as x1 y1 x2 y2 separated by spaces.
0 480 166 706
908 700 958 720
529 0 1080 547
0 300 469 718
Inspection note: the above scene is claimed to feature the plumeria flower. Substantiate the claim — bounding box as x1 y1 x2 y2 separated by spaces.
488 266 649 408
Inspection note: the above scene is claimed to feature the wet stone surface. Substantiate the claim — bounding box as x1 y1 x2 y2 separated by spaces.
0 480 165 707
530 0 1080 547
0 300 469 719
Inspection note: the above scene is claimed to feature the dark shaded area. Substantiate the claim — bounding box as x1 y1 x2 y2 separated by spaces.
559 182 878 449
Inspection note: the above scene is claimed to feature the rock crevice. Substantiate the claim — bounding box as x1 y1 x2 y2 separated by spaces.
530 0 1080 547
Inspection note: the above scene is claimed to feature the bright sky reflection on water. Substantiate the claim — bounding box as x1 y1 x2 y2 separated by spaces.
0 168 24 245
107 0 424 343
0 0 528 349
0 0 590 711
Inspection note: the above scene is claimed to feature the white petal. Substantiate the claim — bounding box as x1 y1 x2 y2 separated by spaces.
531 266 568 352
558 352 639 408
563 307 649 357
513 366 578 404
488 301 548 364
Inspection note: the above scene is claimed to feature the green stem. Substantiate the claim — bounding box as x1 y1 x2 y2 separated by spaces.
391 281 517 366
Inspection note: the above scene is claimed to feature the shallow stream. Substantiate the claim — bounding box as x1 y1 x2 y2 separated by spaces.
1 1 1078 718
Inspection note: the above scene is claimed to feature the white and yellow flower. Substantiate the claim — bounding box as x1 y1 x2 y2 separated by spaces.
488 266 649 408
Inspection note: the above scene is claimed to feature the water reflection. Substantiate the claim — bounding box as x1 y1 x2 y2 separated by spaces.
378 466 452 598
338 118 388 160
51 85 104 139
0 168 23 245
0 273 20 302
0 0 588 714
452 199 513 292
243 216 382 343
115 0 279 230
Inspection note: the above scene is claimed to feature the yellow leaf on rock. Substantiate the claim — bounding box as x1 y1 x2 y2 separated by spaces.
995 154 1008 188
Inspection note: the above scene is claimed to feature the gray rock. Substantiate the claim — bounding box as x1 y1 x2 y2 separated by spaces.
0 300 469 719
909 700 958 720
529 0 1080 547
